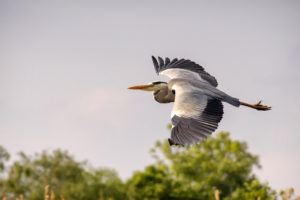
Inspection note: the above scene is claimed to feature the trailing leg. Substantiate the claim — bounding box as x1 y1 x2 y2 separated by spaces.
240 100 271 111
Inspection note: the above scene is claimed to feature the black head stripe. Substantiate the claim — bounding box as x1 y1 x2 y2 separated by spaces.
152 81 167 85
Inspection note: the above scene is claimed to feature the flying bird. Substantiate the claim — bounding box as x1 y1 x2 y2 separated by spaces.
128 56 271 146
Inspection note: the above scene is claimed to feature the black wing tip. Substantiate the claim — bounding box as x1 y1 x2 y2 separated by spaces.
157 56 164 67
168 138 174 145
151 56 157 62
152 56 213 81
151 56 159 74
168 138 184 147
152 55 169 74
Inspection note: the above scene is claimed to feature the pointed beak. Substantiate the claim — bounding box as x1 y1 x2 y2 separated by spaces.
127 84 154 91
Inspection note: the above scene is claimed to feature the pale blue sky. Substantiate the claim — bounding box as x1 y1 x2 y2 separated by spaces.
1 0 300 192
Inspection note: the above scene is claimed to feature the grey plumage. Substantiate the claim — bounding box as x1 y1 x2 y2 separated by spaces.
128 56 271 146
170 98 223 146
152 82 175 103
150 56 239 146
152 56 218 87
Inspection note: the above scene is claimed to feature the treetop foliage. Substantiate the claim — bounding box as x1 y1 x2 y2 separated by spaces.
0 132 298 200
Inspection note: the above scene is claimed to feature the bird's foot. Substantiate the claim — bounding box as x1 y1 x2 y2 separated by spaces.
246 101 272 111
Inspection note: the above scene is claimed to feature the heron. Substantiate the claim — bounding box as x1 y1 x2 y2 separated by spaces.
128 56 271 146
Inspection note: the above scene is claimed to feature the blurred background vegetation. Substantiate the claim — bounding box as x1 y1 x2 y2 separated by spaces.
0 132 298 200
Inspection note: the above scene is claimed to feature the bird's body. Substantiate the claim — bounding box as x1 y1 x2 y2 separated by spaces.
128 56 271 146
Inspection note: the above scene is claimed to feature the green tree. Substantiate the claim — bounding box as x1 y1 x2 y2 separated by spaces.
3 149 126 200
1 133 299 199
0 146 10 173
126 165 174 200
0 146 10 197
126 132 276 200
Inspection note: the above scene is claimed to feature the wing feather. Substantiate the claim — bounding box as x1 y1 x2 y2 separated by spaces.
152 56 218 87
169 58 178 65
158 56 164 67
165 57 170 65
152 56 159 73
169 82 223 146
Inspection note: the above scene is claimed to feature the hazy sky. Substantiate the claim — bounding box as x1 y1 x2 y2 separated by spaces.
1 0 300 192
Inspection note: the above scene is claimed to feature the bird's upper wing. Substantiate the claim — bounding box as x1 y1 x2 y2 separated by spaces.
152 56 218 87
169 81 223 146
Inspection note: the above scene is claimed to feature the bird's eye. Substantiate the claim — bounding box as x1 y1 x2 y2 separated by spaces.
172 90 175 94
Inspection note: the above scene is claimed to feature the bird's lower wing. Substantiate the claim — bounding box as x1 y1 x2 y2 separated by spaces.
169 82 224 146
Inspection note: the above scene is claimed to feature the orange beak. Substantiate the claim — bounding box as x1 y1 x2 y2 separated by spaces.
128 85 148 90
127 83 154 91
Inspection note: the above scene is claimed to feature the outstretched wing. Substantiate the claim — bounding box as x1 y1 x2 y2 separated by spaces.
152 56 218 87
169 81 223 146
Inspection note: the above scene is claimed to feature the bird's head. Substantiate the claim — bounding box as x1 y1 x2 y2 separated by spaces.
128 81 167 92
